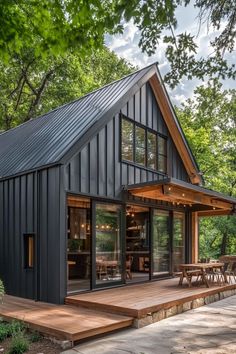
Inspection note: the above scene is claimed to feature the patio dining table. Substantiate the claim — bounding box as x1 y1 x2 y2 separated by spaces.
179 262 227 288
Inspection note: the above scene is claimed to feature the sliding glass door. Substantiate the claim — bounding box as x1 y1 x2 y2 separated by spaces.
152 210 170 277
67 197 91 294
94 203 123 287
173 212 185 272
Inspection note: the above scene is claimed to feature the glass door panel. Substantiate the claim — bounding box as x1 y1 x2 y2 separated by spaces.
95 203 122 287
173 212 185 272
152 210 170 276
67 197 91 294
126 205 150 283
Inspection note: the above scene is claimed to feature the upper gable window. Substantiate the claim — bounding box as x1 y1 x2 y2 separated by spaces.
158 136 167 173
122 119 134 161
121 115 167 174
135 126 146 165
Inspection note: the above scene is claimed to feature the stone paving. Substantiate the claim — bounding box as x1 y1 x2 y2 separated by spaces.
62 295 236 354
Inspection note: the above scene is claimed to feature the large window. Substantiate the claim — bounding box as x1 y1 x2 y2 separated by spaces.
121 116 167 173
135 126 146 165
67 196 91 293
152 210 170 276
95 203 122 286
173 212 185 272
122 119 134 161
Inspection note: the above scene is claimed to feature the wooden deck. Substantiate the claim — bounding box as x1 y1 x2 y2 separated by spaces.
0 295 133 343
1 278 236 344
66 277 236 318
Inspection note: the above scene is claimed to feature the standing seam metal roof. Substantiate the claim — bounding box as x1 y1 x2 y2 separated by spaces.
0 63 200 180
0 65 152 178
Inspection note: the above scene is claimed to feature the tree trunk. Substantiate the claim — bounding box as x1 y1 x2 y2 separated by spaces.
220 231 228 255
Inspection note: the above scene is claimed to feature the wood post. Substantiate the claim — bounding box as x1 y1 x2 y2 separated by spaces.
192 212 199 263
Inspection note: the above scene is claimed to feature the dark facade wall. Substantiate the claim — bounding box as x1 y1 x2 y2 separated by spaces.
0 166 66 304
0 173 37 300
65 82 189 198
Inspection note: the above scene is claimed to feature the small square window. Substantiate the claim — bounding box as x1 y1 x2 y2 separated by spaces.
24 234 35 269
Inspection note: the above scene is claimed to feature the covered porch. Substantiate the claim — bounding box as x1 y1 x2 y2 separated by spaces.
126 177 236 263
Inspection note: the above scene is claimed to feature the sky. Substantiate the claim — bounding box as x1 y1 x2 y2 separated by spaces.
105 3 235 106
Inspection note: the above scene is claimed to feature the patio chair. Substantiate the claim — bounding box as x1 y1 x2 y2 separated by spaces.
206 267 224 285
224 262 236 284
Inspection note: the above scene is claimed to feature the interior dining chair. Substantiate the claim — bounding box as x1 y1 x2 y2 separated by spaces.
126 256 133 280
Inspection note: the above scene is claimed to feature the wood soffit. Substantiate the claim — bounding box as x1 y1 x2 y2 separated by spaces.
127 181 236 216
149 74 201 185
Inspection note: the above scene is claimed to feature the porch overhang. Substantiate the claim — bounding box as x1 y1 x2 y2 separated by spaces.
125 178 236 217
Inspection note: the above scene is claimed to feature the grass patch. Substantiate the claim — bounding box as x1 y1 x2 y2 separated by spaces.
8 321 27 336
8 331 29 354
28 330 42 343
0 323 9 341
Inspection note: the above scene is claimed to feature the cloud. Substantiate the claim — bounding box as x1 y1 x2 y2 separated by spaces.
105 5 235 106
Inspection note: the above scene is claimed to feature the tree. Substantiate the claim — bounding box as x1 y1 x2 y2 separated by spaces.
0 47 134 130
0 1 235 87
177 80 236 257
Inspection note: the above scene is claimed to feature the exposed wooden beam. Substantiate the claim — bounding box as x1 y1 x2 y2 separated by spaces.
129 184 233 211
198 210 233 217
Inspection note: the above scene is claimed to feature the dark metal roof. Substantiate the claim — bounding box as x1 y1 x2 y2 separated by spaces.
0 65 154 179
0 63 201 180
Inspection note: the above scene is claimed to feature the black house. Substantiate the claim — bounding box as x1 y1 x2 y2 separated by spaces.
0 64 235 304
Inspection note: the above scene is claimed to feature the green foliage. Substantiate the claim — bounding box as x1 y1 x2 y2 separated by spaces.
177 80 236 258
7 321 29 354
0 322 9 342
7 331 29 354
28 330 42 343
0 46 134 131
8 321 26 337
0 1 235 86
68 239 82 252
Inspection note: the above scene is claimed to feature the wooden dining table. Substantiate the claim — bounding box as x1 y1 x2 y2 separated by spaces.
179 262 227 288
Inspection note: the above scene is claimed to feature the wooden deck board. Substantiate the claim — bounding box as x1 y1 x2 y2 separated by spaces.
66 278 236 318
0 295 133 342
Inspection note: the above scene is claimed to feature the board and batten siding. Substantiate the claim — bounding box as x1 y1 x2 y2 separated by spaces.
0 166 66 304
65 82 189 198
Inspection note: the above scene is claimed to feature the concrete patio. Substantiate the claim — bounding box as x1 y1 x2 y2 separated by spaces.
63 295 236 354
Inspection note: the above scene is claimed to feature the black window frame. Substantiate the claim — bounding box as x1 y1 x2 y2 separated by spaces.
121 114 168 174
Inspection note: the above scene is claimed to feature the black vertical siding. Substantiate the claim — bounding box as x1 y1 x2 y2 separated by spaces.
66 81 190 197
38 166 66 303
0 166 66 304
0 174 36 299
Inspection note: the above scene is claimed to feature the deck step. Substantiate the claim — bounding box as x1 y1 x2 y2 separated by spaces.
0 295 133 343
65 278 236 320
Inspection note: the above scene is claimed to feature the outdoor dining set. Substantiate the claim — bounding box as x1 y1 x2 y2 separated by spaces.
178 255 236 288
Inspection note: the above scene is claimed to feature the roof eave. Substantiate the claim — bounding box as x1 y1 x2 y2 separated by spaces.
149 67 203 185
125 177 236 213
